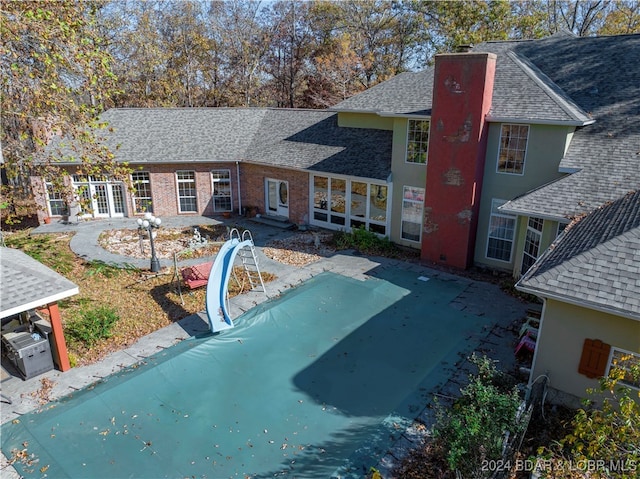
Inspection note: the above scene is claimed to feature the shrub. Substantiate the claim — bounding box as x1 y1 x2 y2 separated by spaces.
535 357 640 479
65 305 120 347
333 227 396 256
433 353 523 479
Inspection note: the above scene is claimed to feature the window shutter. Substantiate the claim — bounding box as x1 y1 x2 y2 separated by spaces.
578 339 611 379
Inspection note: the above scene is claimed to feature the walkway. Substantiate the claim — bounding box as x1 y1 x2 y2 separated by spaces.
0 216 531 478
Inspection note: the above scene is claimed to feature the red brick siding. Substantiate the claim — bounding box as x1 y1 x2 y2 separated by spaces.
240 164 309 224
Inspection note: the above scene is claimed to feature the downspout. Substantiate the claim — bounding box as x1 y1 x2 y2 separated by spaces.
236 161 242 215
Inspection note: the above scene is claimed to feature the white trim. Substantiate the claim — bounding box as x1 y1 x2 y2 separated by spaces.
485 198 516 263
400 185 425 243
487 116 594 127
405 118 430 165
175 170 197 213
0 288 79 319
210 169 233 213
515 283 640 322
606 347 640 390
496 123 530 176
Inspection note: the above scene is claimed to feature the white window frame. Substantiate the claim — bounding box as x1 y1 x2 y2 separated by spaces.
310 174 389 236
486 198 516 263
496 124 529 175
131 171 152 214
45 182 67 216
606 347 640 390
176 170 197 213
521 216 544 274
401 186 424 243
406 119 430 164
211 169 232 212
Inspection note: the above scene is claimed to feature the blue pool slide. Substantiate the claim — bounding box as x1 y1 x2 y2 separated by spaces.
205 237 253 332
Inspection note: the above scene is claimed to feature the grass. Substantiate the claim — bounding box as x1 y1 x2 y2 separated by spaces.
4 229 274 366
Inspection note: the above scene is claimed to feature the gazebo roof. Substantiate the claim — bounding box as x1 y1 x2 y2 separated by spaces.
0 247 79 319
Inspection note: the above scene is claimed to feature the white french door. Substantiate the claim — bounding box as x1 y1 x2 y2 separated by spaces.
265 178 289 219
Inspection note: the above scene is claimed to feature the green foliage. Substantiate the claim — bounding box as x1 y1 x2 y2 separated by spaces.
65 305 120 347
4 231 75 275
536 358 640 479
333 227 397 256
433 353 523 479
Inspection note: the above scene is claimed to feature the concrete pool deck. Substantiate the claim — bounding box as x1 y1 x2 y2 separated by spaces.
1 216 533 478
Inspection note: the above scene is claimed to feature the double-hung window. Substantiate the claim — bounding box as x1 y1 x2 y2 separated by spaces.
497 124 529 174
521 217 544 273
401 186 424 242
406 119 430 164
606 348 640 389
131 171 152 214
486 199 516 262
211 170 232 212
45 182 67 216
176 171 197 213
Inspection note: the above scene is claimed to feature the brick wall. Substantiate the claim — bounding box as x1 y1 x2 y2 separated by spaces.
240 164 309 224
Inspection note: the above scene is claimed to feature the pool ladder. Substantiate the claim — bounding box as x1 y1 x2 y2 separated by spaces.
230 228 267 297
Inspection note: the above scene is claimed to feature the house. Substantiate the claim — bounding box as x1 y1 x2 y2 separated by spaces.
1 247 77 377
31 32 639 401
516 191 640 403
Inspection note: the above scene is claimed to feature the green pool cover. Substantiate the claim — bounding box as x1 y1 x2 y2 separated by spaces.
2 270 489 478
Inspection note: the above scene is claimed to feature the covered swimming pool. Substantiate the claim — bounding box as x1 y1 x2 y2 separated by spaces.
2 269 491 478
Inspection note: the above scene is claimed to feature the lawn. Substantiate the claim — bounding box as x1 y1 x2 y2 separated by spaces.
3 229 275 366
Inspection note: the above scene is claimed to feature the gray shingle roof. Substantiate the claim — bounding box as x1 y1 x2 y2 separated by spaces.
245 110 392 180
516 190 640 320
497 33 640 219
331 70 434 116
88 108 392 181
0 247 79 319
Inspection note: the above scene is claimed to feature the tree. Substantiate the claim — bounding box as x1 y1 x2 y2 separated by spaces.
537 356 640 479
1 0 123 222
597 0 640 34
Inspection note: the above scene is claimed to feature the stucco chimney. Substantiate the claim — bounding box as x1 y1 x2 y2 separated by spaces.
421 52 496 269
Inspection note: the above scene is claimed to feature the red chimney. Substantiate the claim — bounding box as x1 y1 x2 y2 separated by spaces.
421 52 496 269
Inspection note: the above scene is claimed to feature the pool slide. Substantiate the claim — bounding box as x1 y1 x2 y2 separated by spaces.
205 237 253 333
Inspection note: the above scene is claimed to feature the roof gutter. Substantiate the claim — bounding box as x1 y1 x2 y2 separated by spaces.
486 115 594 127
515 283 640 322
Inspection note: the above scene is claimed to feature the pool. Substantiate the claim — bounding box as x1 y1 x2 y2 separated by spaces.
2 270 488 478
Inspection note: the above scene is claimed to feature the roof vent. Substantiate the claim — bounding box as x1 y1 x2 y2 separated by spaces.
456 44 473 53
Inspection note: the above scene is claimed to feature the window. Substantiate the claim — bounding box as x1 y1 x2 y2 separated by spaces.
211 170 232 212
521 217 544 273
401 186 424 242
607 347 640 389
45 183 68 216
131 171 152 213
486 199 516 262
406 119 430 164
176 170 197 213
497 124 529 174
312 175 387 235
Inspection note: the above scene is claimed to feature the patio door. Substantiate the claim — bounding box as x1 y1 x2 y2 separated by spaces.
73 176 126 218
265 178 289 219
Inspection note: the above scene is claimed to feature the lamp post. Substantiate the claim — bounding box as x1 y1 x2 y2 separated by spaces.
137 212 162 272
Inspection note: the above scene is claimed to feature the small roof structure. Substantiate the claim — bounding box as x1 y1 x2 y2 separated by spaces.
0 247 79 319
516 190 640 321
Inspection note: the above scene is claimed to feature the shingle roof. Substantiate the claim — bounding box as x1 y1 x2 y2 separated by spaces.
516 190 640 320
0 247 79 319
88 108 392 181
245 110 392 179
332 36 592 124
330 70 434 116
497 33 640 219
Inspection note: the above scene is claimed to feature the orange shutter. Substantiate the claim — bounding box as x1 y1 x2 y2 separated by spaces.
578 339 611 379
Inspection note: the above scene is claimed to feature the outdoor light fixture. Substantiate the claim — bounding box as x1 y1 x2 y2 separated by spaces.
136 212 162 272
